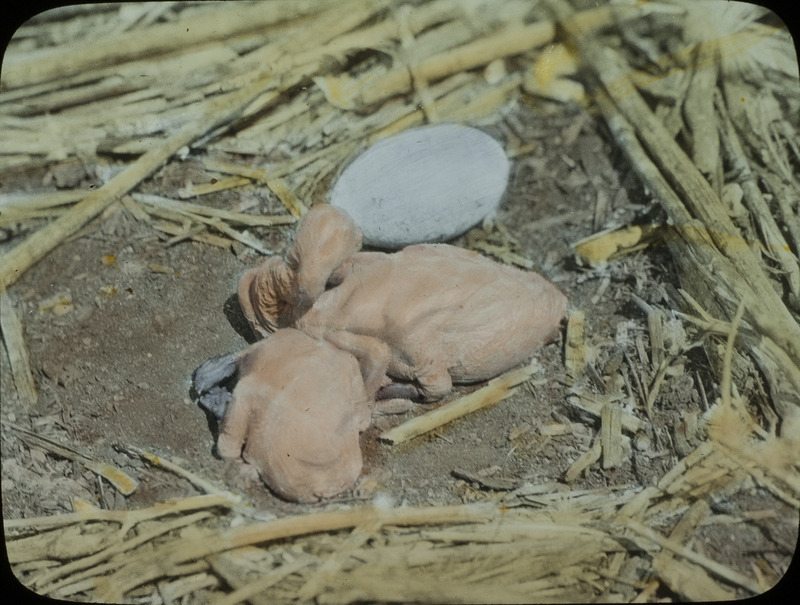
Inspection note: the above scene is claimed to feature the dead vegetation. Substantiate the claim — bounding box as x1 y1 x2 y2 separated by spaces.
1 0 799 602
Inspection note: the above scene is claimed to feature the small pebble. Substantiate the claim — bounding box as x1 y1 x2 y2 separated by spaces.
329 124 510 248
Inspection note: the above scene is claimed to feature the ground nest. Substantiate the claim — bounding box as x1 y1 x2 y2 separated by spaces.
1 1 799 603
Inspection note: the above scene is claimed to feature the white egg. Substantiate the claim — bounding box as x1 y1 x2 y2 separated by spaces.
328 124 509 249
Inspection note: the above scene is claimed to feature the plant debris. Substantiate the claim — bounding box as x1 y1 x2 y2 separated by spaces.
1 1 798 602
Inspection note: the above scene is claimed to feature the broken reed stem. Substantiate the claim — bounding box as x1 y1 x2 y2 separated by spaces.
683 40 722 184
225 502 490 548
2 422 137 495
565 309 587 379
626 520 761 594
178 176 252 198
301 0 460 68
568 392 642 434
191 160 313 218
296 522 381 600
1 1 330 88
656 441 716 492
131 193 296 228
600 401 623 469
352 3 637 107
204 219 273 255
4 493 236 531
33 510 214 594
650 500 736 601
0 190 85 212
95 503 495 601
380 366 533 445
153 221 233 250
645 352 688 418
213 558 313 605
131 193 278 254
564 437 602 482
550 0 800 397
0 287 38 405
264 177 308 218
353 20 555 106
578 35 800 370
119 444 238 499
569 52 800 420
720 298 747 410
714 89 800 303
0 73 281 290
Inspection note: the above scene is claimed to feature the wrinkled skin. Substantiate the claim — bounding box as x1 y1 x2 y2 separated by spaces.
196 328 371 503
239 205 568 402
285 202 363 313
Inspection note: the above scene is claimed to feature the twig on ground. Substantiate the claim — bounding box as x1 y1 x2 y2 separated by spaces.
380 366 534 445
116 444 238 499
2 421 137 495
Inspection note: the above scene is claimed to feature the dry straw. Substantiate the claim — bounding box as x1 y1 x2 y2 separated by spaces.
2 0 799 602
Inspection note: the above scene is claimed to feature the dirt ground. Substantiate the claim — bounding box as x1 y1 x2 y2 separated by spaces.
1 90 798 597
